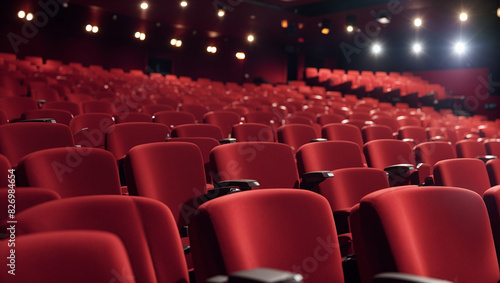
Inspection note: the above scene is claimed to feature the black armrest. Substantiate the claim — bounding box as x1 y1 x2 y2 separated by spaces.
310 138 327 143
219 138 237 144
476 155 497 163
216 179 260 191
373 273 452 283
183 245 190 255
202 187 241 202
16 118 56 123
37 99 47 105
300 171 334 190
384 164 414 176
180 226 189 238
207 268 304 283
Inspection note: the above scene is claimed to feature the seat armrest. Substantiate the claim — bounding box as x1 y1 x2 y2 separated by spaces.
216 179 260 191
207 268 304 283
384 164 415 187
476 155 497 163
373 273 453 283
219 138 237 144
300 171 334 190
16 118 56 123
415 163 431 185
310 138 327 143
384 164 414 176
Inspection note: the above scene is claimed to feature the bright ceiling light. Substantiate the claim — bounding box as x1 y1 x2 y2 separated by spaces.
170 38 177 45
346 25 354 32
459 12 468 21
207 46 217 53
175 40 182 47
321 28 329 35
372 43 382 54
26 13 33 21
139 33 146 41
247 34 254 42
454 42 466 54
92 26 99 33
412 43 422 54
140 2 149 9
236 52 246 60
414 18 422 27
18 10 26 19
218 9 225 17
281 20 288 28
180 1 188 7
86 24 93 32
135 32 141 38
497 8 500 18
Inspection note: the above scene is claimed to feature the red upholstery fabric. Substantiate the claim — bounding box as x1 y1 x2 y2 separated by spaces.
204 110 242 138
317 113 345 125
15 196 189 283
69 113 114 148
190 189 344 283
351 186 500 283
180 104 209 122
17 148 122 198
21 109 73 125
171 124 223 140
0 187 60 223
210 142 299 189
244 111 282 126
0 154 11 187
322 123 366 163
363 139 415 170
0 231 136 283
398 126 428 144
142 104 175 116
362 125 394 143
105 122 170 160
115 112 152 123
232 123 274 142
0 97 38 121
455 139 487 158
277 124 318 153
487 159 500 186
433 158 491 196
483 185 500 268
125 142 207 229
153 110 196 129
81 100 115 114
296 141 364 176
44 101 81 116
0 123 74 167
485 140 500 156
372 116 400 132
414 141 456 172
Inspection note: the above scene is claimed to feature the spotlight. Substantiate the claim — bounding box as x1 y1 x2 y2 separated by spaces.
459 12 468 21
497 8 500 18
236 52 246 60
135 32 141 38
92 26 99 33
454 42 466 54
372 43 382 54
180 1 188 7
346 15 356 33
86 24 92 32
412 43 422 54
320 19 331 35
346 25 354 32
26 13 33 21
374 12 391 24
217 5 226 17
18 10 26 19
170 39 177 45
298 23 304 29
414 18 422 27
175 40 182 47
139 33 146 41
207 46 217 53
281 20 288 28
140 2 149 10
247 34 254 42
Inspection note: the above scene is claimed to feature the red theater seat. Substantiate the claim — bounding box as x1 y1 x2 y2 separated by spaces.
142 104 175 116
414 141 456 172
487 159 500 186
204 110 242 138
362 125 394 142
0 187 60 223
277 124 318 153
434 158 491 196
21 109 73 125
69 113 114 148
81 100 115 115
455 139 488 158
232 123 274 142
43 101 81 116
153 110 196 129
0 97 38 122
171 124 224 140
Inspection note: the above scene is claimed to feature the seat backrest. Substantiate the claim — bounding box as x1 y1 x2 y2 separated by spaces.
210 142 299 188
296 140 364 176
21 109 73 125
14 196 189 283
322 123 365 162
142 104 175 116
455 139 487 158
363 139 415 169
69 113 114 148
277 124 318 153
232 123 274 142
487 159 500 186
204 111 242 138
0 187 60 223
0 97 38 121
115 112 152 123
105 122 170 160
0 123 75 167
433 158 491 196
43 101 81 116
244 111 282 125
362 125 394 143
414 141 456 172
485 140 500 156
153 110 196 129
125 142 208 229
180 104 209 122
171 124 223 140
317 113 345 125
351 186 499 283
17 147 121 198
81 100 115 115
0 231 136 283
372 116 400 132
398 126 428 144
189 189 344 283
